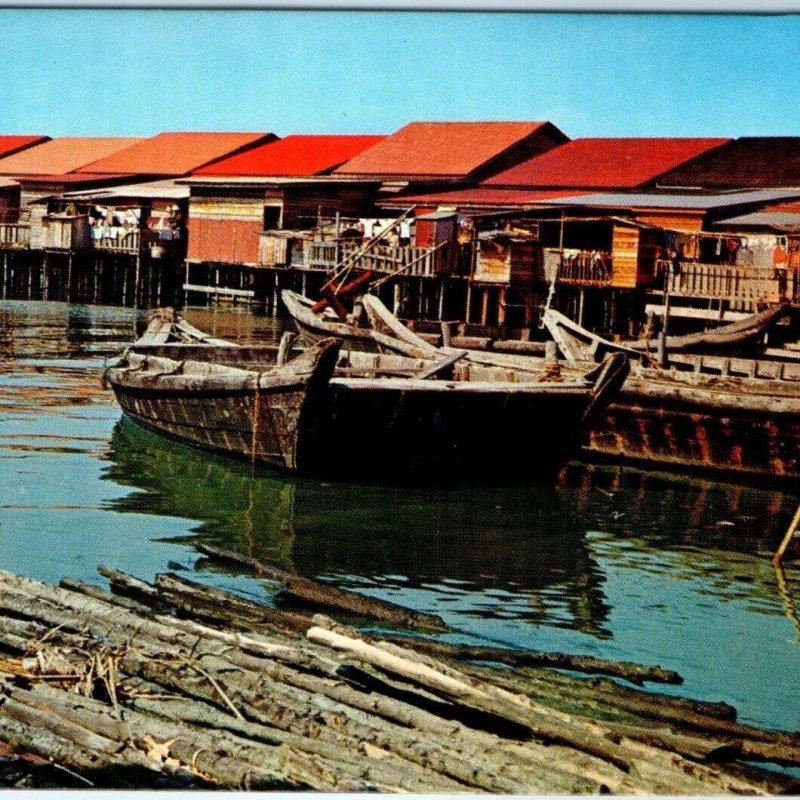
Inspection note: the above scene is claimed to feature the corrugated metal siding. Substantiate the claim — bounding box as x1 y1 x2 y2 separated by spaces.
187 217 262 264
189 196 264 221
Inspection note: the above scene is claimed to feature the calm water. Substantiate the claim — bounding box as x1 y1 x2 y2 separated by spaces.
1 300 800 735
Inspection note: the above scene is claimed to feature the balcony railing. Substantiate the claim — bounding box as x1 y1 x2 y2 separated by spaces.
556 251 613 286
664 261 785 305
0 223 31 249
92 227 147 255
260 235 441 278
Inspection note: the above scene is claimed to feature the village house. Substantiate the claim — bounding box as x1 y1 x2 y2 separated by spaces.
3 126 800 332
328 120 570 320
377 137 731 328
0 132 274 303
181 134 386 307
179 121 569 316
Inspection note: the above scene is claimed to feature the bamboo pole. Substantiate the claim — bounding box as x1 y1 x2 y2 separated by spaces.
774 502 800 566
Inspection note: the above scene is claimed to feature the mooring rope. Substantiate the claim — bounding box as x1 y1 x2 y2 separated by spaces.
536 361 563 382
250 373 263 464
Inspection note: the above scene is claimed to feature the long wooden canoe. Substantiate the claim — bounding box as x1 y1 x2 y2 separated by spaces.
542 306 790 365
281 289 432 358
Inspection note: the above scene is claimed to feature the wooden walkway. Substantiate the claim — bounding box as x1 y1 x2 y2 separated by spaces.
0 554 798 792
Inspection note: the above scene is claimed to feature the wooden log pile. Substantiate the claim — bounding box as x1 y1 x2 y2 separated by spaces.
0 565 798 793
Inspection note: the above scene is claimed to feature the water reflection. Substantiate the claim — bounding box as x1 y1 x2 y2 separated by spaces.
0 300 143 359
105 417 612 638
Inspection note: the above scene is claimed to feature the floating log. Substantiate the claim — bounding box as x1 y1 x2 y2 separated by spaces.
195 543 450 631
380 634 682 685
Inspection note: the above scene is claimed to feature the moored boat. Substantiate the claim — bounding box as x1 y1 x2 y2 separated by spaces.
543 307 800 480
281 289 432 358
103 338 342 472
543 306 790 364
109 309 629 481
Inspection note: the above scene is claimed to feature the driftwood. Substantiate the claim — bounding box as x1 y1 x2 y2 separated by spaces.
0 567 799 794
379 634 682 685
195 543 449 631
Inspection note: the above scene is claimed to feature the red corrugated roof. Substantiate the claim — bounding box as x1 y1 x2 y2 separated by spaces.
193 135 386 177
78 132 276 176
0 135 49 160
0 137 144 176
484 137 732 189
334 122 555 179
16 173 131 185
380 188 586 207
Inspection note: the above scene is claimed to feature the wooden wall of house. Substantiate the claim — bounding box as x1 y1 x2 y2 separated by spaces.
635 212 704 233
636 228 664 285
279 186 377 230
509 241 538 283
0 186 20 222
610 225 640 288
474 239 511 283
187 196 263 265
473 239 537 283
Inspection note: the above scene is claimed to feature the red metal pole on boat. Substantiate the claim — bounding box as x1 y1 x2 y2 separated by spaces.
311 270 376 315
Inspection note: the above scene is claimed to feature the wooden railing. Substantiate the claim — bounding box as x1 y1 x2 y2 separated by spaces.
664 261 785 305
0 223 31 249
305 240 440 277
556 251 613 285
92 228 148 255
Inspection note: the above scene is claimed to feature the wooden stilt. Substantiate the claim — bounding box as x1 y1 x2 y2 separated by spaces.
133 254 141 309
66 254 73 303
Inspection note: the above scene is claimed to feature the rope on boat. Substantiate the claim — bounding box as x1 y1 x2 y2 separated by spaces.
536 361 563 382
250 373 263 465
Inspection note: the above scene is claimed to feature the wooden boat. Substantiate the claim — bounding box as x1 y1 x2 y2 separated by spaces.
311 351 628 481
113 309 630 481
588 365 800 481
543 307 800 480
281 289 432 358
543 306 789 365
283 289 550 364
134 307 238 347
103 338 342 472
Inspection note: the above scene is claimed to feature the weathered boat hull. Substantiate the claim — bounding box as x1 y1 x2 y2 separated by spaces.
313 377 599 480
542 305 789 363
586 373 800 480
112 309 628 481
105 340 341 472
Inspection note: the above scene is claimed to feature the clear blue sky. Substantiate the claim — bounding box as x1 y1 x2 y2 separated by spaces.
3 9 800 139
